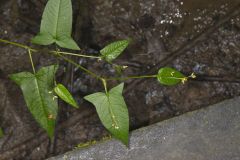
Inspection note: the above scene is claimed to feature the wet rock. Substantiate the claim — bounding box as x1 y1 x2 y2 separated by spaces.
81 0 240 127
86 0 240 64
48 97 240 160
1 0 240 159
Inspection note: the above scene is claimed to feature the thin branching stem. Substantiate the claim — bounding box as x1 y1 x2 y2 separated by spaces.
0 38 158 83
0 38 101 79
101 78 108 94
0 39 32 50
0 38 100 59
50 51 101 59
27 49 36 74
105 75 157 81
54 52 100 79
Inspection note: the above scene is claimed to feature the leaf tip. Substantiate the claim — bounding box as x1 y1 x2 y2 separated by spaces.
56 38 81 51
31 34 55 45
157 67 186 86
122 136 129 147
54 83 79 109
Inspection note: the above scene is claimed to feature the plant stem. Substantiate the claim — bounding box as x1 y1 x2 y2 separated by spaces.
101 78 108 94
106 75 157 81
0 38 158 82
51 51 101 59
0 38 99 59
0 39 32 50
126 75 157 79
27 49 36 74
54 52 100 79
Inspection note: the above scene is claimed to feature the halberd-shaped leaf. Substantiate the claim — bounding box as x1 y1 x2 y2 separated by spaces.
157 67 185 86
10 65 59 138
100 40 130 62
54 83 79 108
31 0 80 50
84 83 129 145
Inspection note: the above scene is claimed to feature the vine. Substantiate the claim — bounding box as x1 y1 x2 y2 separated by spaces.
0 0 196 146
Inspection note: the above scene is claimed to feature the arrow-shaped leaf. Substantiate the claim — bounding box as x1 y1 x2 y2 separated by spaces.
32 0 80 50
54 83 79 108
100 40 130 62
10 65 59 138
157 67 186 86
84 83 129 145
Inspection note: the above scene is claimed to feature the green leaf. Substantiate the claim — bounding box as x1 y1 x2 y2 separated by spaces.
10 65 59 138
100 40 130 62
31 0 80 50
84 83 129 145
56 37 80 50
0 128 3 138
31 34 55 45
157 67 186 86
54 83 79 108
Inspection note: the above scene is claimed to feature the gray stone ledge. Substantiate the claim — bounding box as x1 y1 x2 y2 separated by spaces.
48 97 240 160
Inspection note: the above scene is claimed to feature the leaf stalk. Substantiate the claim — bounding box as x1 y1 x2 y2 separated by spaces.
27 49 36 74
0 38 163 83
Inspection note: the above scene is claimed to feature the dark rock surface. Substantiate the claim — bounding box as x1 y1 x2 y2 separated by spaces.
48 97 240 160
0 0 240 159
85 0 240 126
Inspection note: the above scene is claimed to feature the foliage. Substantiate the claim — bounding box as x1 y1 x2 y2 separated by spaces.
84 83 129 145
31 0 80 50
54 84 79 108
0 0 195 146
157 67 186 86
100 40 130 62
10 65 59 138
